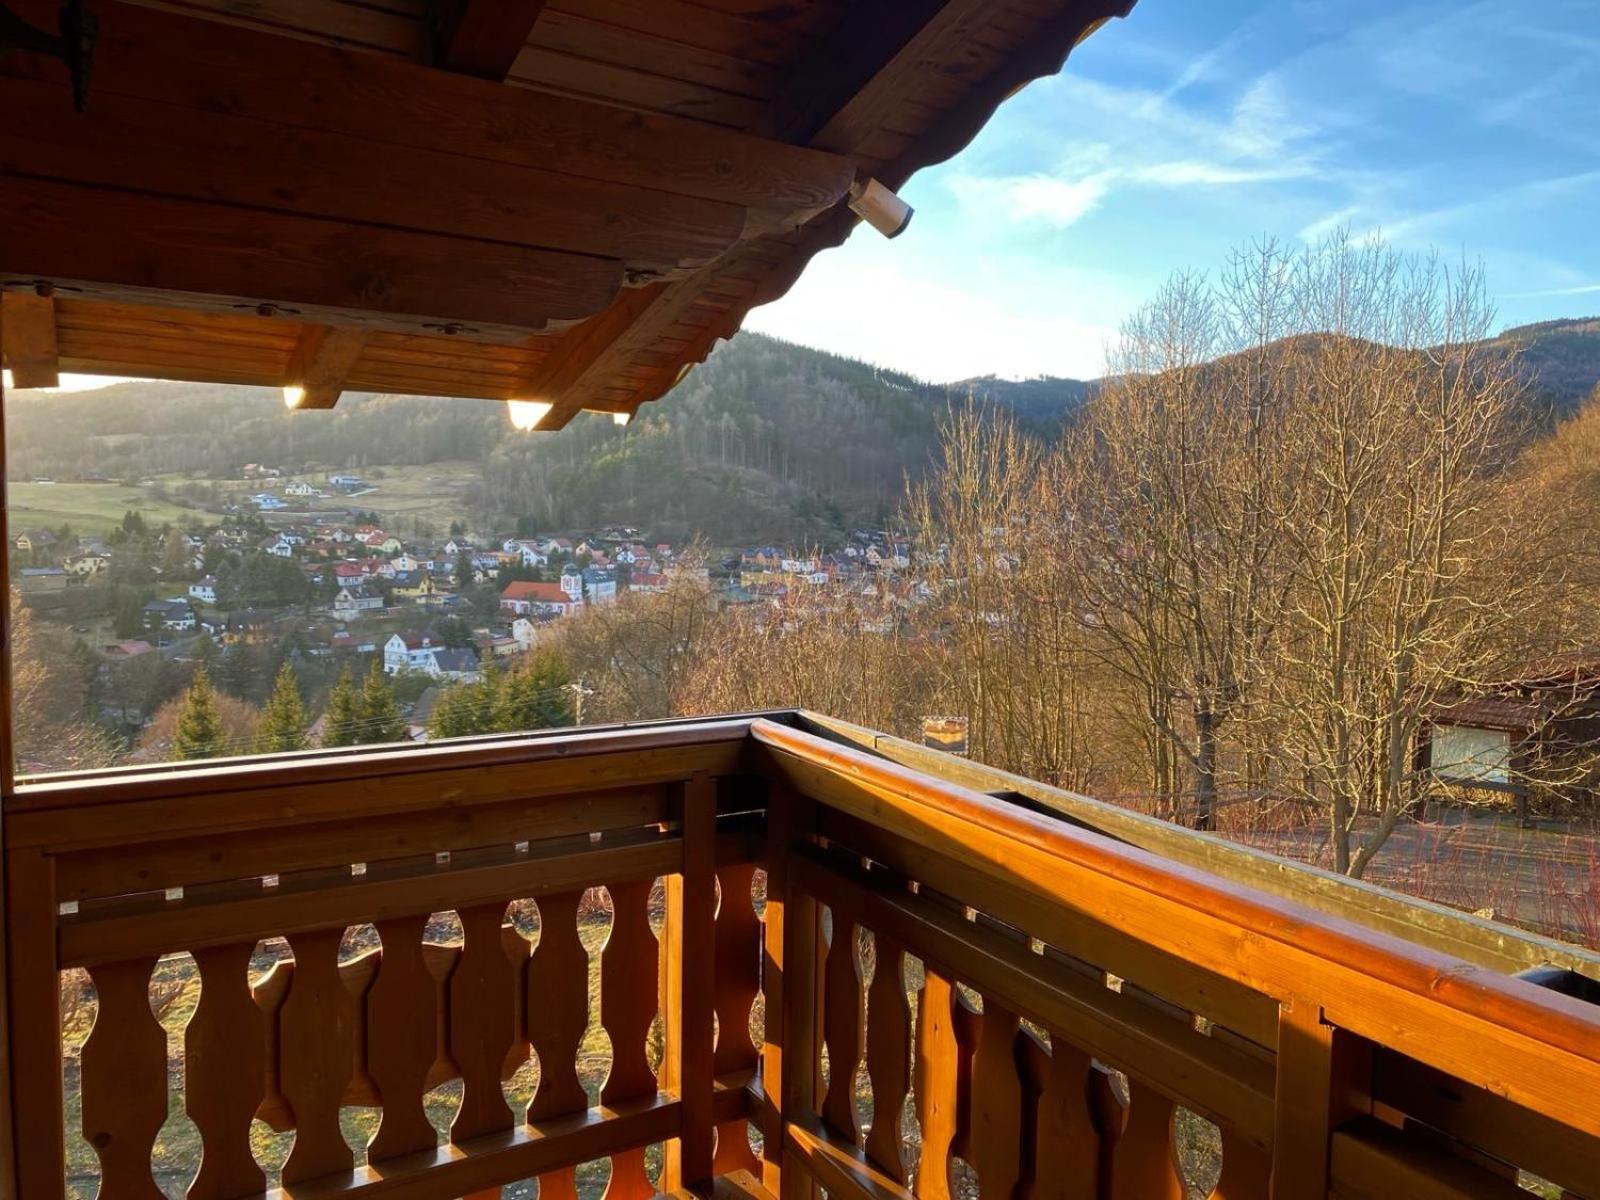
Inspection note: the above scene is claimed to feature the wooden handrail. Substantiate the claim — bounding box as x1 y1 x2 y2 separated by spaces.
12 711 787 811
8 714 1600 1198
799 710 1600 980
750 717 1600 1138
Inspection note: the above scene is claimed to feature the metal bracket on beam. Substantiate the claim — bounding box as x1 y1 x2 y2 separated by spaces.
0 0 97 111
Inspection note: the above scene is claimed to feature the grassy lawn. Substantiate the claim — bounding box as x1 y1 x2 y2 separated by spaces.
335 463 484 535
8 482 207 534
8 464 487 544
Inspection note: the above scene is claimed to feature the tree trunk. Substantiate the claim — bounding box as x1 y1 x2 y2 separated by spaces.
1194 708 1218 831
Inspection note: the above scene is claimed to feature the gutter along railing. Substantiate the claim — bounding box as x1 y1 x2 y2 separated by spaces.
2 713 1597 1198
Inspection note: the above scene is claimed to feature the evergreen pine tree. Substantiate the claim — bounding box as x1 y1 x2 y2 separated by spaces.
256 663 308 753
172 665 225 760
357 661 406 744
321 667 361 748
494 652 573 732
215 641 258 699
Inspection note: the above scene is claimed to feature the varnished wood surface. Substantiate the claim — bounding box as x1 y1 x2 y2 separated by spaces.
8 712 1600 1198
751 719 1600 1139
0 291 58 388
796 712 1600 982
0 0 1120 420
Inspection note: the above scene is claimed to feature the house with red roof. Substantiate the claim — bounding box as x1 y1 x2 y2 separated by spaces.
500 580 580 618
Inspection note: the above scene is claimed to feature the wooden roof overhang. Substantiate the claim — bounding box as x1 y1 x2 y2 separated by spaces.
0 0 1135 428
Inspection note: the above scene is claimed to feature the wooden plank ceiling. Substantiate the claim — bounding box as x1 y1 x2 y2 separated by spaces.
0 0 1136 428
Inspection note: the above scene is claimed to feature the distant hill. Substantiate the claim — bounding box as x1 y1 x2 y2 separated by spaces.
2 333 1093 544
1485 318 1600 417
5 321 1597 544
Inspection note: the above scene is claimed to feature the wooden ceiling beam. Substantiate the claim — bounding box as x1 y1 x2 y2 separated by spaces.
571 2 1140 421
283 326 369 410
877 0 1139 189
0 290 59 389
0 76 747 276
430 0 548 81
771 0 961 147
0 175 623 340
1 1 854 217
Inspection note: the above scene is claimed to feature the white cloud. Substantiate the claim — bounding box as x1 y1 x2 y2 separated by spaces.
1503 282 1600 300
1135 160 1315 187
947 171 1115 229
1297 204 1365 242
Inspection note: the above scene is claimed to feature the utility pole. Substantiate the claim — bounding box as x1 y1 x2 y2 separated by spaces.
565 679 595 726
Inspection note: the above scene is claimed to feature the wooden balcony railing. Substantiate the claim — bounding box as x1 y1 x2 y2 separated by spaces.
2 712 1598 1200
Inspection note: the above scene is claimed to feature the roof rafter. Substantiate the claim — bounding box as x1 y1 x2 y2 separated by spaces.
0 290 60 389
544 0 1138 425
429 0 548 81
284 326 368 410
771 0 961 147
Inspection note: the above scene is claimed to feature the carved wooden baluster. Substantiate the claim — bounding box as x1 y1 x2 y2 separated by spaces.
1211 1130 1271 1200
949 987 981 1169
713 862 762 1176
1088 1067 1125 1195
82 956 166 1200
451 903 517 1145
421 941 461 1091
914 970 959 1200
187 942 267 1200
864 934 912 1185
603 879 660 1200
342 948 381 1109
1016 1032 1098 1200
969 996 1023 1200
251 956 294 1132
821 913 865 1143
366 914 439 1163
505 921 532 1083
280 928 356 1185
528 890 591 1200
1107 1077 1183 1200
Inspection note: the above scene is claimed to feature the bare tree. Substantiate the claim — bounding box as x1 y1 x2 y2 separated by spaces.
904 403 1111 791
1053 248 1299 827
1261 235 1555 873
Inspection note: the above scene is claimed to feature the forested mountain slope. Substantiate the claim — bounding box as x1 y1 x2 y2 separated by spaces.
4 334 1089 542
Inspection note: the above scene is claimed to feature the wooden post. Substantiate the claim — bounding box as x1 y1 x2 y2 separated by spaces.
0 307 15 1198
4 850 62 1199
662 773 717 1188
1270 996 1370 1199
760 785 822 1200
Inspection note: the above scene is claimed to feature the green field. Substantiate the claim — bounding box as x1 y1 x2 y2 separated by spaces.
7 481 209 534
324 463 485 535
7 463 487 543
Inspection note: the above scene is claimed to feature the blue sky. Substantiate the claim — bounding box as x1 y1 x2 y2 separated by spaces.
748 0 1600 382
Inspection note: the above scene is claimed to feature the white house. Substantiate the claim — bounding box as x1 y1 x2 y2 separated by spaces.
500 581 580 618
68 552 110 576
503 538 549 568
425 646 481 682
382 633 479 681
560 565 585 603
384 632 437 674
188 576 218 604
511 617 538 650
333 585 383 616
582 566 617 606
144 598 197 631
284 480 317 497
